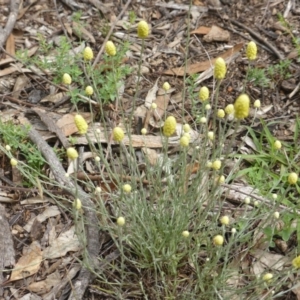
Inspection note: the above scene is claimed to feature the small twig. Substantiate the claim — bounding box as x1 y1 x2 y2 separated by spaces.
27 126 100 300
230 19 285 61
0 0 19 49
92 0 132 68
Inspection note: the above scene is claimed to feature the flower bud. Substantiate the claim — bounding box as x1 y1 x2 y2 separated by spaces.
212 160 221 170
214 57 226 80
67 147 78 160
162 82 170 91
220 216 230 225
137 20 149 38
288 172 298 185
182 231 190 238
113 127 125 142
83 46 94 61
10 158 18 167
234 94 250 119
199 86 209 102
213 235 224 246
180 136 189 147
117 217 125 226
123 184 132 193
225 104 234 115
217 109 225 118
163 116 177 137
105 41 116 56
85 86 94 96
74 114 88 134
62 73 72 85
246 41 257 61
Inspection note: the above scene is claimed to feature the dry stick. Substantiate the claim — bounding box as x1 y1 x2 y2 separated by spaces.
230 19 285 60
0 0 19 48
27 126 100 300
92 0 132 68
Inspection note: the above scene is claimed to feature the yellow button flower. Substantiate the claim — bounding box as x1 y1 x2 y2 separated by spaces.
220 216 230 225
199 86 209 102
163 116 177 137
105 41 116 56
117 217 125 226
262 273 273 283
274 140 282 150
67 147 78 160
217 109 225 118
225 104 234 115
292 255 300 269
162 82 170 91
214 57 227 80
212 159 221 170
62 73 72 85
73 198 82 210
182 231 190 238
83 46 94 61
137 20 149 38
10 158 18 167
180 136 189 147
74 114 88 135
246 41 257 61
85 86 94 96
234 94 250 119
288 172 298 185
183 124 190 133
213 235 224 246
113 127 125 142
123 184 132 193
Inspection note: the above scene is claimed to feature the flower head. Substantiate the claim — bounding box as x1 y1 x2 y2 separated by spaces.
199 117 207 124
262 273 273 283
151 103 157 109
141 128 147 135
288 172 298 185
214 57 227 80
83 46 94 61
105 41 116 56
234 94 250 119
273 212 280 219
292 255 300 269
113 127 125 142
207 131 214 140
205 104 211 110
10 158 18 167
274 140 282 150
225 104 234 115
163 116 177 137
67 147 78 160
137 20 149 38
85 86 94 96
220 216 230 225
123 184 132 193
182 231 190 238
183 124 190 133
180 136 189 147
254 99 261 108
117 217 125 226
62 73 72 85
74 114 88 134
217 109 225 118
5 145 11 151
73 198 82 210
162 82 170 91
213 235 224 246
212 159 221 170
246 41 257 61
199 86 209 102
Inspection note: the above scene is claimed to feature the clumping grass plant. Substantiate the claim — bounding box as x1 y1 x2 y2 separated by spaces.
1 14 300 300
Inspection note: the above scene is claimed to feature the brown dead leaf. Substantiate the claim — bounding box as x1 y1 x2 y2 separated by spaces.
190 26 211 35
43 226 82 259
28 270 61 294
10 241 43 282
163 42 244 76
141 147 158 166
203 25 230 42
5 34 15 57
